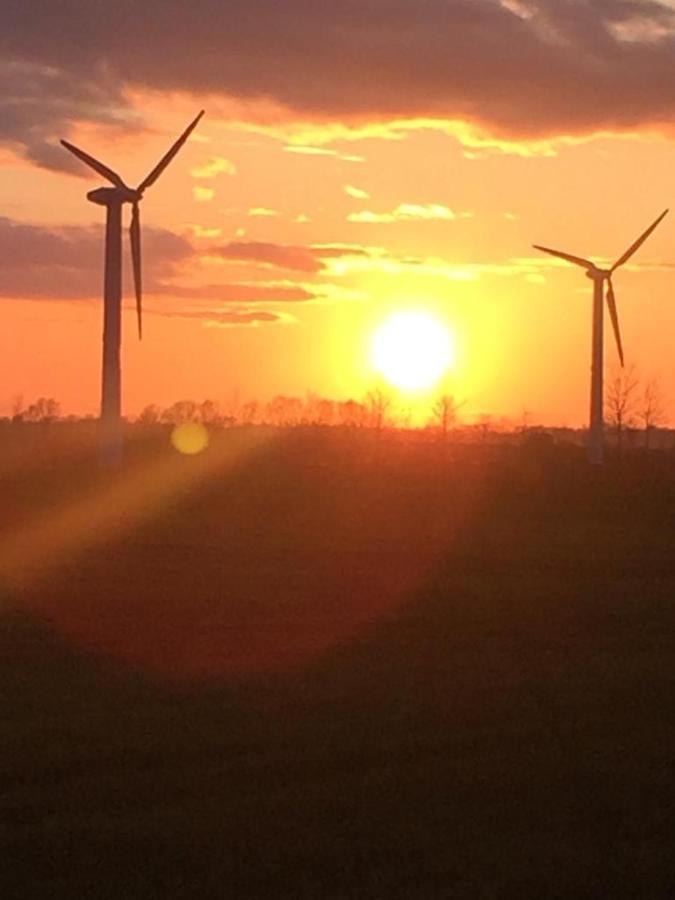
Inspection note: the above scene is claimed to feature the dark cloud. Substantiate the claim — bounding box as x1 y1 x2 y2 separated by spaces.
154 308 286 326
312 245 372 259
0 60 137 173
4 0 675 166
214 241 323 273
0 217 192 299
163 281 317 302
0 219 323 304
212 241 372 273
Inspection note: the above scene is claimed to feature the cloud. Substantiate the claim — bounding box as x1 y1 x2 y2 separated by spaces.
162 280 317 303
0 217 192 299
153 307 292 328
190 156 237 178
348 203 459 223
212 241 322 273
0 60 136 173
209 237 541 287
184 224 223 238
193 186 215 202
284 146 337 157
283 145 364 162
5 0 675 167
315 245 558 282
344 185 370 200
210 240 372 273
312 244 372 260
247 207 280 217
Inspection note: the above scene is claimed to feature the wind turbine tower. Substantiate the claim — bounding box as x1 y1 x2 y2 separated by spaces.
534 209 667 464
61 111 204 462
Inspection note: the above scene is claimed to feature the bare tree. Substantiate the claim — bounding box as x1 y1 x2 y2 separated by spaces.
431 394 461 439
137 404 161 424
605 364 639 455
364 388 392 432
303 393 335 426
315 398 336 426
199 399 223 426
337 399 367 427
239 400 260 425
476 413 492 443
637 377 668 448
11 394 24 421
23 397 61 422
265 395 303 426
161 400 201 425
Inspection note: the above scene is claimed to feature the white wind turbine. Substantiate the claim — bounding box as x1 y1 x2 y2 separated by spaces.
534 209 668 464
61 111 204 462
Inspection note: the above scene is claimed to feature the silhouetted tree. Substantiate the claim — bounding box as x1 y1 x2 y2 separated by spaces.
11 394 24 422
239 400 260 425
137 404 161 424
337 399 367 428
161 400 201 425
303 393 335 426
315 398 336 426
265 395 303 426
431 394 462 439
364 388 392 431
606 365 639 455
23 397 61 422
637 377 668 448
199 399 223 425
476 414 492 442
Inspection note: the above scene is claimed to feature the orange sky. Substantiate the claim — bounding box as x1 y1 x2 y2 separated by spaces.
3 2 675 426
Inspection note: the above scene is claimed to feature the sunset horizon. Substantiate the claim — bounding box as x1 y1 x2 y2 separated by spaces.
4 1 675 430
5 6 675 896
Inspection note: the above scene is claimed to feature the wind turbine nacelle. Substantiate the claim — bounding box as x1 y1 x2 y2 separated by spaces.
87 186 138 206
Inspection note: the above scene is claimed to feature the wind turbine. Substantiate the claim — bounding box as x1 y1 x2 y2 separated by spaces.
534 209 668 465
61 111 205 462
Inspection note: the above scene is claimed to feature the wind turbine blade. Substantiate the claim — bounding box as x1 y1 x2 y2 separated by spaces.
130 203 143 340
606 278 624 367
611 208 669 271
137 110 205 193
60 140 127 189
532 245 595 270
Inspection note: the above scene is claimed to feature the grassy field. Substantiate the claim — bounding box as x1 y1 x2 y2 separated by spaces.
2 424 675 897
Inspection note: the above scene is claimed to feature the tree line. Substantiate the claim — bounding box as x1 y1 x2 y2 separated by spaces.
6 369 670 447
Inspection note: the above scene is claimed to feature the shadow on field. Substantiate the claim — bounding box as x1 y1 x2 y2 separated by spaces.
2 433 675 896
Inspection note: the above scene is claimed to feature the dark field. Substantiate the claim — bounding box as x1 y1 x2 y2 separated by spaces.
2 424 675 897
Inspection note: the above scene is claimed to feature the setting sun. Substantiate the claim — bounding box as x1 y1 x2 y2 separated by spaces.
371 311 455 392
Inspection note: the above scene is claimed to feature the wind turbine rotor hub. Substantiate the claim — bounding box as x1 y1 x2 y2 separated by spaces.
87 186 139 206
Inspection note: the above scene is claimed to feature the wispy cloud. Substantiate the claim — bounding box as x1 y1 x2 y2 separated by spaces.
248 207 280 217
184 224 223 239
153 307 294 328
344 185 370 200
212 241 322 273
193 186 215 202
158 280 318 303
348 203 461 223
283 145 364 162
190 156 237 178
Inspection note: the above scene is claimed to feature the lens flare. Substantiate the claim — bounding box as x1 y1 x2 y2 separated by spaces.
171 422 209 455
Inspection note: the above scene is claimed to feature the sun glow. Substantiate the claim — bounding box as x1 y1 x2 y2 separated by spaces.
371 311 455 392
